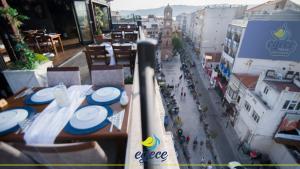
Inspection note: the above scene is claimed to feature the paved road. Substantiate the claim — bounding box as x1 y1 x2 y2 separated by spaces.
182 40 251 164
161 53 226 169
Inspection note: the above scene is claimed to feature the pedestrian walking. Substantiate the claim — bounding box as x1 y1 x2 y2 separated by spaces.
186 136 190 144
200 157 205 169
207 160 212 169
184 92 186 97
181 91 183 97
200 157 205 164
179 74 183 80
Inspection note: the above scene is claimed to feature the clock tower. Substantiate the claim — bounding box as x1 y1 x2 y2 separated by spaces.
161 4 173 60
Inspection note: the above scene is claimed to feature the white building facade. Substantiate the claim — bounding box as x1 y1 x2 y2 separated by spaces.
142 15 163 39
219 11 300 81
185 5 246 59
233 70 300 167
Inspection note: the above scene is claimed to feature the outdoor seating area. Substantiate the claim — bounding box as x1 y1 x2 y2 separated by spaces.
23 29 64 57
0 0 181 168
85 33 137 74
0 65 132 165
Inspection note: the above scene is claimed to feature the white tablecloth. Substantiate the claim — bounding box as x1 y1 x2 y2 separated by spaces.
24 85 92 144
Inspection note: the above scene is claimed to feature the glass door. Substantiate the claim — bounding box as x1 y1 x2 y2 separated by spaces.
73 0 93 44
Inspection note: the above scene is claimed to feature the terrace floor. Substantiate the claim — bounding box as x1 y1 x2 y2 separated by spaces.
52 38 84 66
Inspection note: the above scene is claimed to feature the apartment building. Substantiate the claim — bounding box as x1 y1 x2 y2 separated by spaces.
223 10 300 75
186 5 246 58
217 10 300 90
246 0 300 17
176 13 189 33
142 15 163 39
232 70 300 166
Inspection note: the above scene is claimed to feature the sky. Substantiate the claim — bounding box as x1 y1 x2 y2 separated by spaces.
110 0 271 11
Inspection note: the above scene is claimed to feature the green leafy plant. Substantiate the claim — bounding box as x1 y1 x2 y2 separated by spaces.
125 76 133 84
12 42 48 70
94 6 104 35
0 7 28 29
0 7 48 70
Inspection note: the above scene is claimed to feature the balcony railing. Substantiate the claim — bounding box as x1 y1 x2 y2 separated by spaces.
125 27 179 169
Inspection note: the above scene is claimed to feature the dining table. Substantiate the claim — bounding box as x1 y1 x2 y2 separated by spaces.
0 85 132 163
45 33 64 56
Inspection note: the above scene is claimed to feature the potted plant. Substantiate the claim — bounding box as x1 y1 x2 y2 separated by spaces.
94 6 105 41
0 7 52 94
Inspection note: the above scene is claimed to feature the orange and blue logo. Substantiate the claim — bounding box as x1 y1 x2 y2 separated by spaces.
141 134 160 151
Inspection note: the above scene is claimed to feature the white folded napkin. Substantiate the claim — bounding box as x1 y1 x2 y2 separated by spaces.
24 85 92 144
108 109 125 130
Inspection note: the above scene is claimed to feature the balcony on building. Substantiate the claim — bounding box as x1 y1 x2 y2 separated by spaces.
274 112 300 163
251 70 300 111
225 73 259 105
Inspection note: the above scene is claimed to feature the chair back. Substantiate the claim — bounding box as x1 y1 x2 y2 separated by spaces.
91 65 124 87
84 45 109 72
111 32 123 43
0 142 44 169
112 45 136 74
14 142 108 169
124 33 137 42
47 67 81 87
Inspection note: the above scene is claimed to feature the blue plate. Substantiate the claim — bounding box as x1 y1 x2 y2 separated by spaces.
86 87 123 105
24 89 54 105
0 106 36 136
64 106 113 135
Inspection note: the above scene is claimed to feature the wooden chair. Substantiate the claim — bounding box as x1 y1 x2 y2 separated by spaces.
91 65 124 87
0 142 45 169
36 35 56 54
113 45 136 74
47 67 81 87
13 142 108 169
111 32 123 43
24 34 41 52
124 33 137 42
84 45 109 72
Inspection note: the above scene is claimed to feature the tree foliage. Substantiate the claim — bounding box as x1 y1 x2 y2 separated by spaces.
172 35 183 52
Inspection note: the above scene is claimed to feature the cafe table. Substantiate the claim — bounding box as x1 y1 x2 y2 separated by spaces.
45 33 64 56
0 85 132 162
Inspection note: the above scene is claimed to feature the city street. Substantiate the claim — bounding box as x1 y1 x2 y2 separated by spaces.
182 40 252 164
160 40 252 168
161 53 214 169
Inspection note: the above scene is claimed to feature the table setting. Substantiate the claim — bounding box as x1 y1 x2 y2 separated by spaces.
0 84 131 144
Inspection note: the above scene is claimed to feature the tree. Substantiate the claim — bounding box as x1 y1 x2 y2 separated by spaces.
172 35 183 54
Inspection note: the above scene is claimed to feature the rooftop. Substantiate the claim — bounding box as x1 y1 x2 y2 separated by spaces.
234 73 259 89
264 80 300 93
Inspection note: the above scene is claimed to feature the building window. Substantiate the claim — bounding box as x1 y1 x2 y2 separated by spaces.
282 100 290 109
244 101 251 112
251 111 260 123
288 101 297 110
283 100 300 110
263 86 269 94
296 102 300 110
